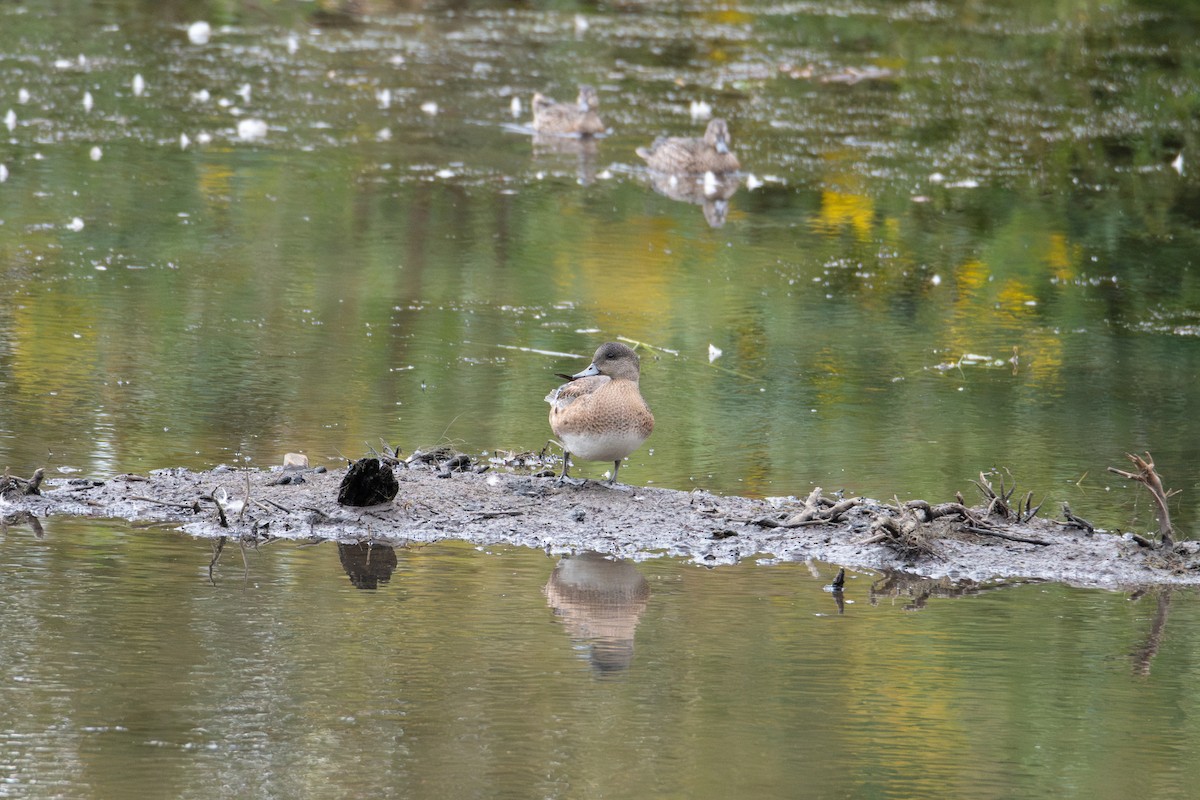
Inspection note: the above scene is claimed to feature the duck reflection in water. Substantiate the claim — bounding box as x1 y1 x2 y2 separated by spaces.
338 541 398 590
543 551 650 674
646 170 740 228
531 134 600 186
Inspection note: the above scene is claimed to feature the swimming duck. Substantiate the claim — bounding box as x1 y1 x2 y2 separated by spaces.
546 342 654 486
636 117 740 174
531 85 606 136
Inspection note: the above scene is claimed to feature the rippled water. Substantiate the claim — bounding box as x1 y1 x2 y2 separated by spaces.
2 519 1200 799
3 1 1200 795
2 0 1199 531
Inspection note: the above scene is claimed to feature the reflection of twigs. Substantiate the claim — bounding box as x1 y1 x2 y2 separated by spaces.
209 536 226 585
1133 589 1172 676
1107 452 1177 547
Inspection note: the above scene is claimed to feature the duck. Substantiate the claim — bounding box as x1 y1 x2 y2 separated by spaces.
545 342 654 486
531 85 606 136
636 117 740 174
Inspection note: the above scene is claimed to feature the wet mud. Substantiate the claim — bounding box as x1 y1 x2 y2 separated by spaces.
5 460 1200 590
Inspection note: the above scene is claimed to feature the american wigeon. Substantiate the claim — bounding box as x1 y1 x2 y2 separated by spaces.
531 85 606 136
636 117 740 174
545 342 654 485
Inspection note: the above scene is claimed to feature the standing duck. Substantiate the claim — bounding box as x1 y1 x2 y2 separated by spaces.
546 342 654 486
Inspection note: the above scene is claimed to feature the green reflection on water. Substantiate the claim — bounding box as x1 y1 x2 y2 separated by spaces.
1 0 1200 536
2 519 1200 799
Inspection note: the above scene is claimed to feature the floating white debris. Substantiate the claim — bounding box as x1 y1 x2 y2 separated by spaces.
89 146 102 161
946 178 979 189
597 169 612 180
1172 151 1184 175
187 21 212 45
574 14 589 34
930 274 942 286
236 83 252 103
746 173 764 190
179 132 190 149
376 127 392 141
132 73 145 96
420 101 439 116
82 91 93 112
435 168 455 178
196 131 213 145
236 118 268 141
0 164 7 183
286 33 300 55
191 89 210 103
708 344 723 362
388 55 405 66
689 99 712 120
67 217 85 232
17 88 30 104
510 96 521 118
3 109 15 132
376 88 392 110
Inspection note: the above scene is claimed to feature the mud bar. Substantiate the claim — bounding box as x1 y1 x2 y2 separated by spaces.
2 452 1198 590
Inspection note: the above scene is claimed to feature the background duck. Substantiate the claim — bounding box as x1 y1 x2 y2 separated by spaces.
636 117 740 174
531 85 606 136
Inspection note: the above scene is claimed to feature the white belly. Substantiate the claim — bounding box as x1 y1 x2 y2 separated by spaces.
561 430 647 463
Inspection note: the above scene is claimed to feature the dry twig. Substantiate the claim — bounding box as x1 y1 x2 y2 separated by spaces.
1107 452 1177 547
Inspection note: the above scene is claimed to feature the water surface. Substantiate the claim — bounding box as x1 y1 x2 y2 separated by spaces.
1 0 1198 531
2 2 1200 795
2 519 1199 799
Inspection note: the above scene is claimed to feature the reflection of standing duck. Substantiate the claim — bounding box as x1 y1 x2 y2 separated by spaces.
637 118 740 174
531 85 606 136
544 552 651 674
338 541 398 590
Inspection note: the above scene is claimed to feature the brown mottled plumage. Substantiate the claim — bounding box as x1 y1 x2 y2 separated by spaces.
636 117 740 174
546 342 654 486
531 85 606 136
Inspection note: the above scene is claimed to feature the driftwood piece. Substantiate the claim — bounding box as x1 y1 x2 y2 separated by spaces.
751 488 861 529
973 471 1041 522
860 501 937 558
0 468 45 499
1061 502 1095 534
1107 452 1177 548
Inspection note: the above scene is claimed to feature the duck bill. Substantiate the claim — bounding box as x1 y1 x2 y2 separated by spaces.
715 140 729 154
571 363 601 379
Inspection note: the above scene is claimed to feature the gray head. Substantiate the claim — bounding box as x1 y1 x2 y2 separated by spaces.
576 85 600 112
704 118 732 154
572 342 642 382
